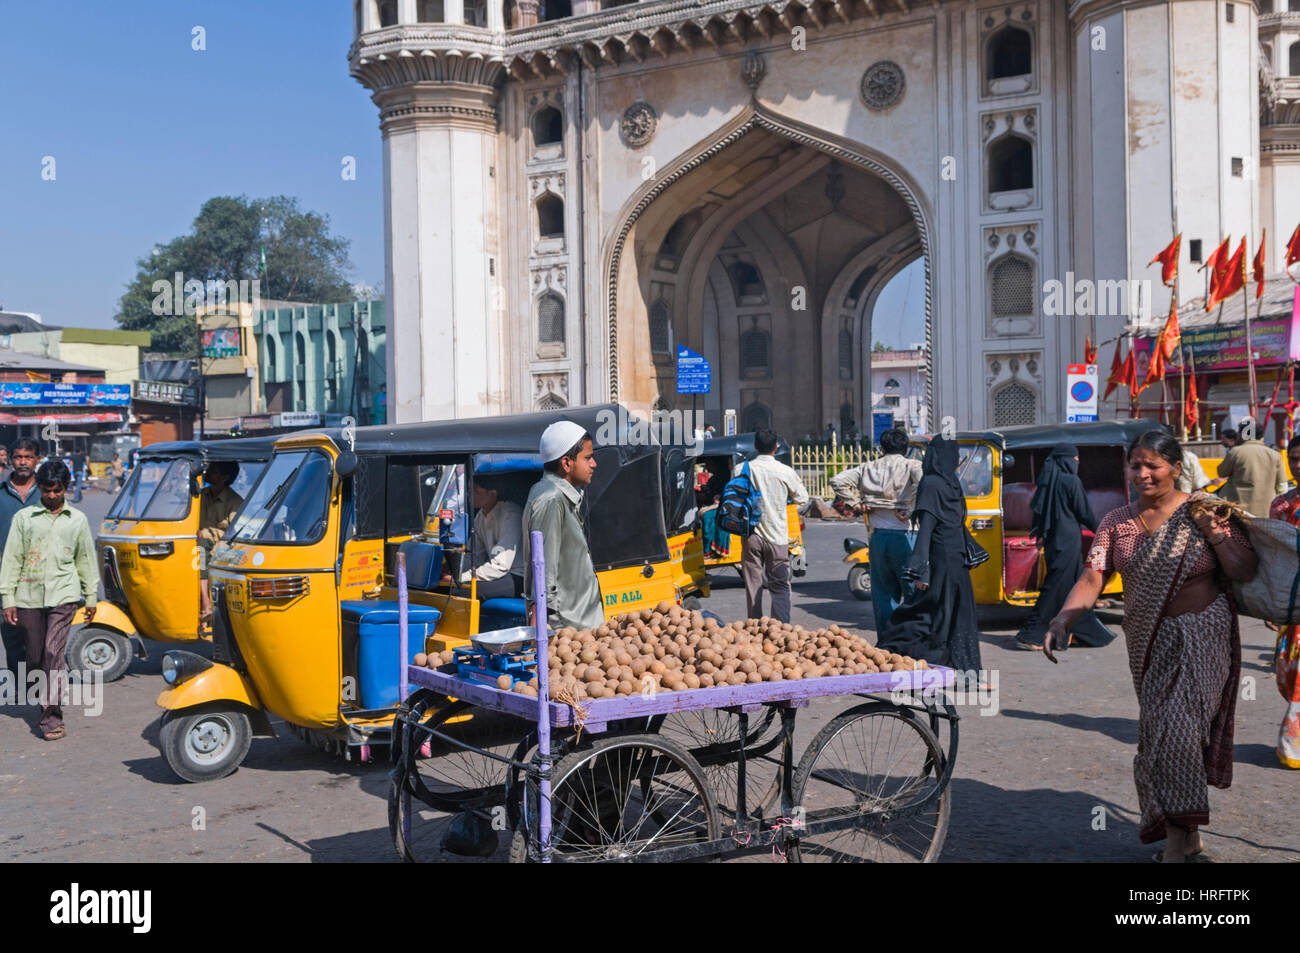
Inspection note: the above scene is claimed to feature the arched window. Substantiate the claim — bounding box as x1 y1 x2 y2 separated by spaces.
659 216 691 260
989 135 1033 193
884 378 901 389
537 193 564 239
987 25 1032 80
537 392 566 411
357 328 370 387
993 382 1037 427
743 402 771 433
295 333 308 407
417 0 444 20
991 256 1036 317
538 292 565 345
838 329 853 380
264 334 278 379
541 0 572 20
650 300 671 355
731 261 765 300
326 330 338 370
379 0 398 26
740 328 770 377
1291 40 1300 77
532 107 563 148
846 265 877 306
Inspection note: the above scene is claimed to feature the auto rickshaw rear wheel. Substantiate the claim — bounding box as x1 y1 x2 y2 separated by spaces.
847 565 872 601
160 708 252 783
66 625 133 683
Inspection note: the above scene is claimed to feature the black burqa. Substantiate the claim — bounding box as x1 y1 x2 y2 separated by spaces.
1014 443 1116 650
877 436 983 672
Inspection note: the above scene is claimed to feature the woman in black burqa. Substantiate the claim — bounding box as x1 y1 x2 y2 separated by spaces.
1013 443 1117 651
877 435 984 672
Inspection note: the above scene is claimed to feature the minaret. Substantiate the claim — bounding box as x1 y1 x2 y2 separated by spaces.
349 0 506 424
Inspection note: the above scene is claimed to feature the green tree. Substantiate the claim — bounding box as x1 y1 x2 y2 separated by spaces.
872 340 888 352
116 195 354 354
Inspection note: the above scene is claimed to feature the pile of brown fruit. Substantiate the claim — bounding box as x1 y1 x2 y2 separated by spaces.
414 601 923 701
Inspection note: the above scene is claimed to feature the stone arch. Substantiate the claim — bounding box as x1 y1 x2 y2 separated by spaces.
986 24 1032 82
603 103 935 429
531 104 563 150
988 133 1034 194
536 192 564 240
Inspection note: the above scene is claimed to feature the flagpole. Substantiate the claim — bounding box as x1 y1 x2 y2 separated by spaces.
1188 346 1199 439
1241 281 1257 423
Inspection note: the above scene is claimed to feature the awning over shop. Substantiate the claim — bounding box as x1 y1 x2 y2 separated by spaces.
0 411 124 425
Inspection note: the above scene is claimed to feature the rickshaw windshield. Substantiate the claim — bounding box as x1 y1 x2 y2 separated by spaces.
425 464 468 544
228 450 333 544
108 458 192 521
958 445 994 497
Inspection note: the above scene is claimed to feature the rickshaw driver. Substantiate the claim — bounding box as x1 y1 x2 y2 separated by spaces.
441 475 525 599
521 421 605 631
197 461 243 627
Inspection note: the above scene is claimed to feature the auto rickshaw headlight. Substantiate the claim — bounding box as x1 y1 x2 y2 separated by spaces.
139 541 175 557
161 650 213 686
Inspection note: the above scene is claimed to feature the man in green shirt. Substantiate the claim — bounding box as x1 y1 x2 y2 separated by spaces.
0 460 99 740
522 421 605 631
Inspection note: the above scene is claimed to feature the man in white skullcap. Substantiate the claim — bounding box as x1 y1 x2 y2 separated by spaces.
521 421 605 631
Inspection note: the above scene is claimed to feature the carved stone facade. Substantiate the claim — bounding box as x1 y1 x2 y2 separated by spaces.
349 0 1292 433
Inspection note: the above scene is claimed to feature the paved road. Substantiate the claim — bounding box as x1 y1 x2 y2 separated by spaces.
1 495 1296 863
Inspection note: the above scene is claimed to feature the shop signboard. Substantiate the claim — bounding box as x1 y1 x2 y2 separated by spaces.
0 382 133 407
1132 301 1300 375
135 380 197 405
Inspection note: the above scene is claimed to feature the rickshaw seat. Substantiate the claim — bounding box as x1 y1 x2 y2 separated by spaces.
1002 483 1036 533
398 539 443 591
479 598 528 632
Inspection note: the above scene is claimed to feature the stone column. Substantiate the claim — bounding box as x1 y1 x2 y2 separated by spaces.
488 0 505 30
516 0 539 26
362 0 381 31
445 0 465 24
370 82 504 423
572 0 600 13
398 0 417 23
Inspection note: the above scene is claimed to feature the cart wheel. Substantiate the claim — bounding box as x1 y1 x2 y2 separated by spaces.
405 700 522 812
509 734 720 863
789 703 950 863
847 565 872 602
66 625 133 683
651 708 783 824
159 708 252 784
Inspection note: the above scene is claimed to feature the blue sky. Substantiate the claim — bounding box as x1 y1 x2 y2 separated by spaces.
0 0 924 347
0 1 383 329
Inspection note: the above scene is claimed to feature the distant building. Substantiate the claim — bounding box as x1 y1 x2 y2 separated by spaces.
0 348 129 453
870 349 928 436
4 327 151 386
134 359 199 445
194 302 263 435
254 300 386 425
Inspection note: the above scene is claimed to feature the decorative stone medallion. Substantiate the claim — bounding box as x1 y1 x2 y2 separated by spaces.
860 61 905 111
620 101 658 148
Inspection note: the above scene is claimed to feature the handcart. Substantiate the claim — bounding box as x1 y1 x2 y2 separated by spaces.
387 534 959 863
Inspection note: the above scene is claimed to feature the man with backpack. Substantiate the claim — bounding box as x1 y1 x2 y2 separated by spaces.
729 429 809 623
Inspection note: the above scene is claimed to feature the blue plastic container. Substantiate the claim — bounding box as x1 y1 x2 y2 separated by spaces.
342 600 442 710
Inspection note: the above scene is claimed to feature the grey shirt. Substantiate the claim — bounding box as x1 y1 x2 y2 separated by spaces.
521 472 605 631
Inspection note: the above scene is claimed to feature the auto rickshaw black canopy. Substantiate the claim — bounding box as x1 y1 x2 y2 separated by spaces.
138 435 280 462
956 419 1168 451
698 433 792 463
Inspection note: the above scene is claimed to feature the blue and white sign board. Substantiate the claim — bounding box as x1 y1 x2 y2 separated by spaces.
676 345 711 395
872 412 895 444
1065 363 1099 422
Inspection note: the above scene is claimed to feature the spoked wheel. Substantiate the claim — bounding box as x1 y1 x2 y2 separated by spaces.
789 703 950 863
847 565 872 601
651 707 783 824
509 734 720 863
389 697 525 863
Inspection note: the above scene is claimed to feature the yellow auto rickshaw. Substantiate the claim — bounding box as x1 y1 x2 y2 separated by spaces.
692 433 808 580
70 437 275 681
842 420 1166 607
153 404 708 782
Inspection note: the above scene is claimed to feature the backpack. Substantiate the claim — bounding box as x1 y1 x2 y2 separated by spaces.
717 461 763 537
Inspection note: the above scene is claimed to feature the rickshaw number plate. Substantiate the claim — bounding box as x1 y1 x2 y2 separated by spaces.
117 548 138 570
226 581 245 613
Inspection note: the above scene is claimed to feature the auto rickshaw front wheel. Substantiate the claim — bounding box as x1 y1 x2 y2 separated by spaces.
847 565 872 601
160 708 252 783
66 625 133 683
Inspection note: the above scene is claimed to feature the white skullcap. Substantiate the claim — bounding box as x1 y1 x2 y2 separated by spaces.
539 420 588 463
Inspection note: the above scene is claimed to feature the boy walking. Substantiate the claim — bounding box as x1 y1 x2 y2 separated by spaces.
0 460 99 740
741 429 810 623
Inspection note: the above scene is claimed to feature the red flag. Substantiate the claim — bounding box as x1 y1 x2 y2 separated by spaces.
1202 237 1231 311
1253 229 1267 299
1184 371 1199 433
1207 238 1247 310
1160 300 1181 360
1084 336 1097 365
1286 223 1300 271
1103 343 1125 399
1135 339 1165 396
1149 234 1181 287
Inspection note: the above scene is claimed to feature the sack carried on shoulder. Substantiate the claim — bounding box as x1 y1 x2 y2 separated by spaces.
717 462 763 537
1227 514 1300 625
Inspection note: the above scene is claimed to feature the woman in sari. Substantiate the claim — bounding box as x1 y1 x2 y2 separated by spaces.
1267 435 1300 769
1045 430 1257 862
878 435 985 673
1014 443 1116 651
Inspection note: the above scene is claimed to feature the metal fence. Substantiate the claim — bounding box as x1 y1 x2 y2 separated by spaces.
791 441 882 500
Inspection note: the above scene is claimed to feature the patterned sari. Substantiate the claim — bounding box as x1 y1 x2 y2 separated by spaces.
1089 494 1243 844
1267 490 1300 768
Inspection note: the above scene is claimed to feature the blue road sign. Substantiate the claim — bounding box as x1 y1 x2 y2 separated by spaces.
677 345 711 395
